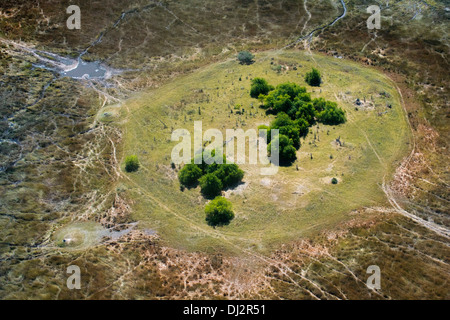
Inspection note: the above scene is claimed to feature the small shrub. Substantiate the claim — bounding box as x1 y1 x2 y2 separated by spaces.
237 51 255 65
331 177 338 184
305 68 322 87
205 196 234 226
124 155 139 172
271 64 282 73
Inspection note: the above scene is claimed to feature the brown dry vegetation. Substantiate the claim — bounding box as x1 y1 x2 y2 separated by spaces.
311 1 449 229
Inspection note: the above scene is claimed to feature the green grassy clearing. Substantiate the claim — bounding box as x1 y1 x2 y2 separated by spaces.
117 50 411 254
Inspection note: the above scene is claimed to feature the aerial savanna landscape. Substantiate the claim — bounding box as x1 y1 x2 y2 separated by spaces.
0 0 448 300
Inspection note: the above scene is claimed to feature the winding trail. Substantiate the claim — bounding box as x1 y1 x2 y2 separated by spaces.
380 78 450 239
300 0 312 36
382 177 450 239
284 0 347 48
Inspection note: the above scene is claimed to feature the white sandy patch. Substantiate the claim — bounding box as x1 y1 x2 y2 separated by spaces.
223 181 249 197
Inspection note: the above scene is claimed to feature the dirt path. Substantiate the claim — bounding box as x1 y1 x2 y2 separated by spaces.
284 0 347 49
380 78 450 239
382 177 450 239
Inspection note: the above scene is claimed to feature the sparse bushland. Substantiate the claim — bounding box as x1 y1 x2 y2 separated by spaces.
205 196 234 227
124 155 140 172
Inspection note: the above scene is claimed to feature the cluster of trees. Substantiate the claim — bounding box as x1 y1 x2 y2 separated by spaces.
251 78 346 165
178 153 241 227
178 152 244 199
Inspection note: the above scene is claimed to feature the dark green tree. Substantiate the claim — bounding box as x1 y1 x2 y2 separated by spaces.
268 134 297 166
213 164 244 189
124 155 139 172
295 101 316 125
179 151 245 197
270 113 301 149
262 83 306 115
250 78 274 99
274 82 307 98
317 102 346 125
199 173 223 199
270 112 294 128
295 117 310 138
312 97 327 113
295 92 312 103
305 68 322 87
178 164 203 187
263 92 291 114
258 124 271 142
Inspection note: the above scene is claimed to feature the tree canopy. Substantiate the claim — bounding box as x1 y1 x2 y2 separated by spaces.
178 151 244 197
268 134 297 166
199 173 223 199
305 68 322 86
178 163 203 187
210 163 244 189
270 113 301 149
205 196 235 226
250 77 274 99
249 76 346 167
124 155 139 172
316 101 347 125
237 51 255 65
